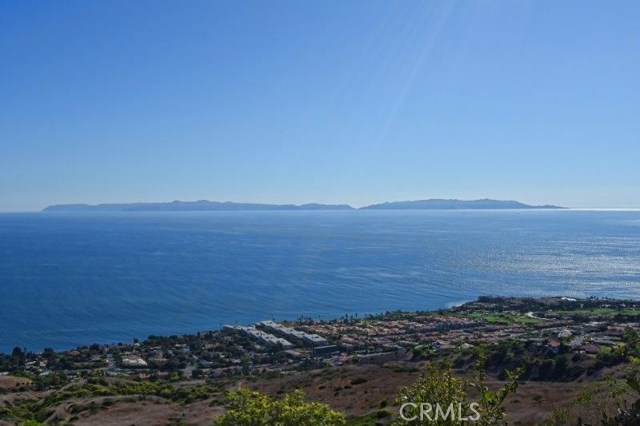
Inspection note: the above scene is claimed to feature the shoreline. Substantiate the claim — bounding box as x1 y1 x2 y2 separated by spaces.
2 294 637 357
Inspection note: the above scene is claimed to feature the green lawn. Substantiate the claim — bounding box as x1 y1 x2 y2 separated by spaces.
459 312 543 325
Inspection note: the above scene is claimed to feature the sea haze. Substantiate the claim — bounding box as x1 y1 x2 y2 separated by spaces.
0 210 639 353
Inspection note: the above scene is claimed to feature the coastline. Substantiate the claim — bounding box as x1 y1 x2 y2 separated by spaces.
3 294 639 356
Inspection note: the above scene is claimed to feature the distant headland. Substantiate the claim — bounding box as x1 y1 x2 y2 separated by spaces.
43 198 564 212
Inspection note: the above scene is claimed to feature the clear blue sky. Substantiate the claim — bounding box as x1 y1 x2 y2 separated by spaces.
1 1 639 211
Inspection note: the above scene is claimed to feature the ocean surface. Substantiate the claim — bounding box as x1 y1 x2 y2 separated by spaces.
1 210 639 353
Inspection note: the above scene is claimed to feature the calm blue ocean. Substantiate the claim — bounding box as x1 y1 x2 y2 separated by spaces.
1 210 639 353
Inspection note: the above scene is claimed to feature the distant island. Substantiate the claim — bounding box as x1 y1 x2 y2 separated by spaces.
361 198 564 210
42 200 354 212
43 198 564 212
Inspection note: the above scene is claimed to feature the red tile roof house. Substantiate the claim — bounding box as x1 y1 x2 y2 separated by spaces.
547 339 561 354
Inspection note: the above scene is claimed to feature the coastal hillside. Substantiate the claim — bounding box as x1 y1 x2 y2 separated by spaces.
2 296 640 425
